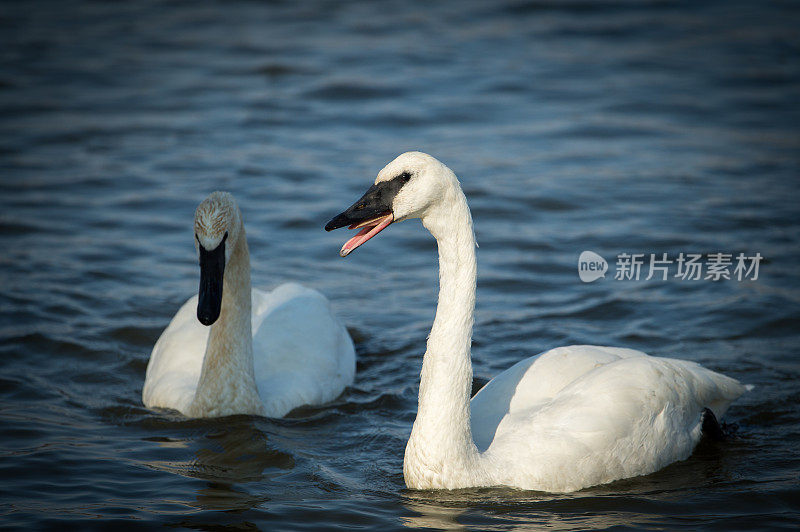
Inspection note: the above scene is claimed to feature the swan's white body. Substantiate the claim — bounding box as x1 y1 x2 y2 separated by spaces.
331 152 749 492
143 284 355 418
463 345 746 492
143 192 355 418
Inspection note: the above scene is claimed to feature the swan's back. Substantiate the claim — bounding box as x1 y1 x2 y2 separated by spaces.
471 345 748 492
252 283 355 417
471 346 645 450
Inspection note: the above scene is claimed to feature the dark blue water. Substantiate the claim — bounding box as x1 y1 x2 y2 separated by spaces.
1 0 799 529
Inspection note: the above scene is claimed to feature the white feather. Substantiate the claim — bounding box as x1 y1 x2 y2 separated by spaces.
143 192 355 418
471 345 746 492
143 284 355 418
360 153 749 492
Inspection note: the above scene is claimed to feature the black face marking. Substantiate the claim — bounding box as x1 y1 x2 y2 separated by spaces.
196 232 227 326
324 173 412 231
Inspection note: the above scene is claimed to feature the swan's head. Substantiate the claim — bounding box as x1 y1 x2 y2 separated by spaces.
325 151 455 256
193 191 242 326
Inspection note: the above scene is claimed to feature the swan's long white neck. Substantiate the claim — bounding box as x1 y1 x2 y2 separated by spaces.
189 225 264 417
404 181 483 488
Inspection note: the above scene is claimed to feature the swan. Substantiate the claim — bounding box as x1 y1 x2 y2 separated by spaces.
144 191 355 418
325 152 750 492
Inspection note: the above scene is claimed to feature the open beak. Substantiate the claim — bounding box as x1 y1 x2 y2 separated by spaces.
325 182 397 257
338 212 393 257
197 238 226 325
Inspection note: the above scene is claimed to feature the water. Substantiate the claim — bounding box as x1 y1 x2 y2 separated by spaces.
1 0 799 529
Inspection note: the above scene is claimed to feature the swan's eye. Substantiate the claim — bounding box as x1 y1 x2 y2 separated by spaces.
398 172 412 183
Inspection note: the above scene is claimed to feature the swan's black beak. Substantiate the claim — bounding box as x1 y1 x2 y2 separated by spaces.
197 236 226 326
325 182 395 232
325 180 403 257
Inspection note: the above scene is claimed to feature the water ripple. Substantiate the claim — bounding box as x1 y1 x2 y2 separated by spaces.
0 0 798 529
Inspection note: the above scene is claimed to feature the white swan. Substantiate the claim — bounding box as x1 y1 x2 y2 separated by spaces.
144 191 355 418
325 152 750 492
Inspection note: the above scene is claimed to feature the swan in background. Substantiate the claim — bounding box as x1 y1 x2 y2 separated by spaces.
325 152 750 492
144 191 355 418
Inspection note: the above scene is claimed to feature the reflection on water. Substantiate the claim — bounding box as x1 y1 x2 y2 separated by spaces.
1 0 799 529
189 425 294 484
402 500 467 531
139 418 294 515
142 420 294 484
402 490 667 532
192 483 269 514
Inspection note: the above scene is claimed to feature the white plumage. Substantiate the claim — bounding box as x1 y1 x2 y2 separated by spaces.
469 345 747 492
328 152 749 492
143 192 355 418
